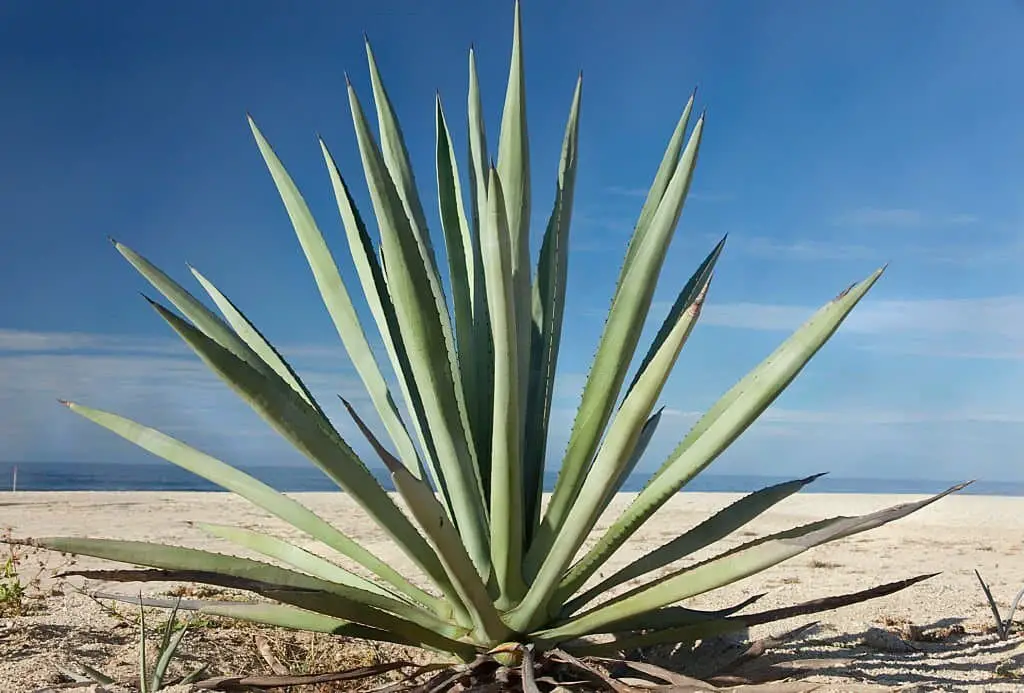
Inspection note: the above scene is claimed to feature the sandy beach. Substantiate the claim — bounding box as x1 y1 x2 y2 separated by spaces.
2 490 1023 692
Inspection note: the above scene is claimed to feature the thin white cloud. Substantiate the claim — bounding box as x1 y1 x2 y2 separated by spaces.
831 207 979 229
0 330 388 465
697 302 813 331
662 406 1024 426
702 295 1024 335
833 207 924 228
605 186 647 198
587 404 1024 480
0 328 184 355
727 234 1024 266
694 295 1024 359
729 236 876 262
0 328 352 363
605 186 733 203
946 213 981 225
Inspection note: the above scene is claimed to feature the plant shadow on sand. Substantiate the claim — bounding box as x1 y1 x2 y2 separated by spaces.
670 618 1024 690
1 622 132 661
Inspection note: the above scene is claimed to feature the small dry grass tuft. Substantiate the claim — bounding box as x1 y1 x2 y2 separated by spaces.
808 559 842 569
0 528 73 617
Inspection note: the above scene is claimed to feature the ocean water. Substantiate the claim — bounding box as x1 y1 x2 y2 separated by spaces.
0 461 1020 496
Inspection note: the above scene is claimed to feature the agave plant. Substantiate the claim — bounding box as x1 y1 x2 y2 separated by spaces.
16 1 963 687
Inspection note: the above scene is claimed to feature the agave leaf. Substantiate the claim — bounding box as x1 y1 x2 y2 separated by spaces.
68 662 115 686
319 139 449 514
734 573 937 631
481 168 526 605
156 596 180 662
38 537 455 635
621 93 695 275
151 616 189 692
194 522 396 599
534 483 966 643
625 235 725 398
189 269 321 414
180 664 210 686
592 237 724 515
571 573 938 656
496 0 532 439
91 585 448 651
513 240 717 631
586 594 766 636
362 45 479 498
63 570 468 652
341 397 505 640
523 74 582 537
138 596 148 693
538 111 705 554
435 95 477 432
364 40 438 283
182 599 412 645
435 96 485 521
62 401 442 613
466 47 495 487
346 80 489 573
143 300 462 606
248 119 421 477
561 474 826 615
466 48 490 245
544 595 766 649
561 268 886 598
93 591 221 611
601 408 662 513
112 242 269 376
259 588 476 657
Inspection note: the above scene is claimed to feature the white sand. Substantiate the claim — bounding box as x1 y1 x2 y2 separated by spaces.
2 490 1023 691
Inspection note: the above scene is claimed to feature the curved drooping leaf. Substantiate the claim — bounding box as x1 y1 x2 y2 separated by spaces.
145 298 459 603
62 401 441 613
200 602 413 643
33 537 454 636
94 590 424 648
72 565 469 654
194 522 393 598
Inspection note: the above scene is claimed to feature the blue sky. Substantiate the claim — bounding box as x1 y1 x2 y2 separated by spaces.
1 1 1023 482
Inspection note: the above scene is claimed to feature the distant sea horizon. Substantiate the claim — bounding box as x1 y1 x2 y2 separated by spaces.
0 461 1019 496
